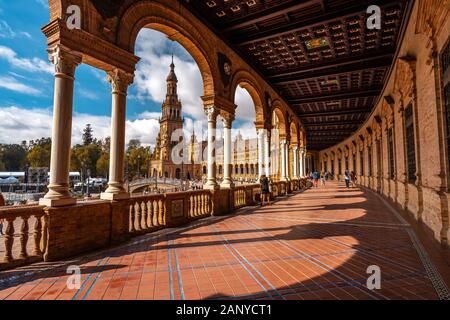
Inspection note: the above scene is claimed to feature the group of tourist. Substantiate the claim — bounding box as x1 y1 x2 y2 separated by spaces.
309 171 333 188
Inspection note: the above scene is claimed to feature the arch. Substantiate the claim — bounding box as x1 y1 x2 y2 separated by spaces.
175 168 181 180
230 70 266 126
117 1 216 97
271 104 287 138
290 122 299 146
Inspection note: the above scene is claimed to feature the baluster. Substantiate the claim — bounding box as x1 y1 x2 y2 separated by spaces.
153 200 158 226
158 200 165 225
3 217 15 263
141 202 148 230
147 201 153 227
206 194 211 214
19 215 29 259
199 194 203 215
33 214 42 256
129 204 135 232
40 214 48 256
194 195 199 216
135 202 142 231
189 196 193 217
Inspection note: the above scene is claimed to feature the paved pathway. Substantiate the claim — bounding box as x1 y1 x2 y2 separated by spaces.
1 181 449 300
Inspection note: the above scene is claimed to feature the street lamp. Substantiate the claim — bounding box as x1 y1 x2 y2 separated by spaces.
137 155 141 179
87 169 91 198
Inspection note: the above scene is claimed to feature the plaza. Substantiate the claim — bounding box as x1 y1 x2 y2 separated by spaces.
0 0 449 301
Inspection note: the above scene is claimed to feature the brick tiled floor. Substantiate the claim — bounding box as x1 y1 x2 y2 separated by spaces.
0 181 448 300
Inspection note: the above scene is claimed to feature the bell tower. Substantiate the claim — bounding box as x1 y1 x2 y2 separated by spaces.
159 58 183 161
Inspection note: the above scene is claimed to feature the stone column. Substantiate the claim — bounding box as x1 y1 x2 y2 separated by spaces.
264 130 271 177
285 141 291 180
299 148 304 177
221 113 234 188
40 45 81 207
257 129 265 179
302 149 307 176
293 146 299 178
280 140 288 181
204 106 219 190
101 69 134 200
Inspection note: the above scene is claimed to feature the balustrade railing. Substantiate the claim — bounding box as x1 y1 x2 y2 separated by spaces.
188 190 212 218
0 178 309 271
128 194 165 233
0 205 46 271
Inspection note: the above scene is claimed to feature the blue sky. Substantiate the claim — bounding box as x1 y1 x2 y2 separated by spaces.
0 0 256 146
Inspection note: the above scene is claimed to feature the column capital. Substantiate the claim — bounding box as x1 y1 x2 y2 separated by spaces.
107 69 134 95
221 111 234 128
205 105 219 122
47 45 82 78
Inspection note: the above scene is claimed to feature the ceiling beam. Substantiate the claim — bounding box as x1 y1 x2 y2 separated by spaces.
234 0 394 46
272 59 391 84
298 108 371 117
267 53 393 81
304 120 362 126
223 0 322 32
290 89 381 104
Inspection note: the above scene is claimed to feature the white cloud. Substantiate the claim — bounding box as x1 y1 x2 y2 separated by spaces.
0 20 15 38
134 29 206 122
0 76 41 95
0 106 162 147
0 20 34 39
35 0 48 8
0 45 53 74
235 86 257 122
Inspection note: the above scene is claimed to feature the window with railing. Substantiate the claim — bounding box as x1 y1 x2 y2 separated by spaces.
388 128 395 179
405 104 417 183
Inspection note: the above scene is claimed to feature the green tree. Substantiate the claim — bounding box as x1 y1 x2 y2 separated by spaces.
82 124 94 146
27 138 52 168
96 152 109 177
0 143 27 171
126 141 151 180
70 143 102 177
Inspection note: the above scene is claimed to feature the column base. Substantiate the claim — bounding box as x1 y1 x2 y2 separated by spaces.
220 181 235 189
39 196 76 207
100 192 130 201
204 182 220 190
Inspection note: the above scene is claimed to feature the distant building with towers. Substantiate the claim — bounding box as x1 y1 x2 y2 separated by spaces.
149 61 259 182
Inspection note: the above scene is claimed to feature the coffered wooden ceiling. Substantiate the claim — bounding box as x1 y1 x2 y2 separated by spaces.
182 0 412 151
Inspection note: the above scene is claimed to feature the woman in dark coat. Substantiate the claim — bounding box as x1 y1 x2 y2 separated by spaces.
260 175 270 206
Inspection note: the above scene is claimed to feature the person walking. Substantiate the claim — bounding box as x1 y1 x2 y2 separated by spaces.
312 170 320 188
320 172 326 187
344 170 351 188
260 175 271 206
350 171 357 188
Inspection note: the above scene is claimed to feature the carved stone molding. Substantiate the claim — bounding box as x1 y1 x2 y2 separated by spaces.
107 69 134 95
205 105 219 122
221 111 234 129
393 56 417 103
47 45 82 78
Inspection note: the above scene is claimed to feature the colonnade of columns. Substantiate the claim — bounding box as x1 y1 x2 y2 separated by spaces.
39 46 307 206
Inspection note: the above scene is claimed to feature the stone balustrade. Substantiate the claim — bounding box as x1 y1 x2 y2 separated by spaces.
0 179 308 271
0 205 46 271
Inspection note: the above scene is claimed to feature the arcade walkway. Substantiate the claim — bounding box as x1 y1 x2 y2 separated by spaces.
1 182 449 300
